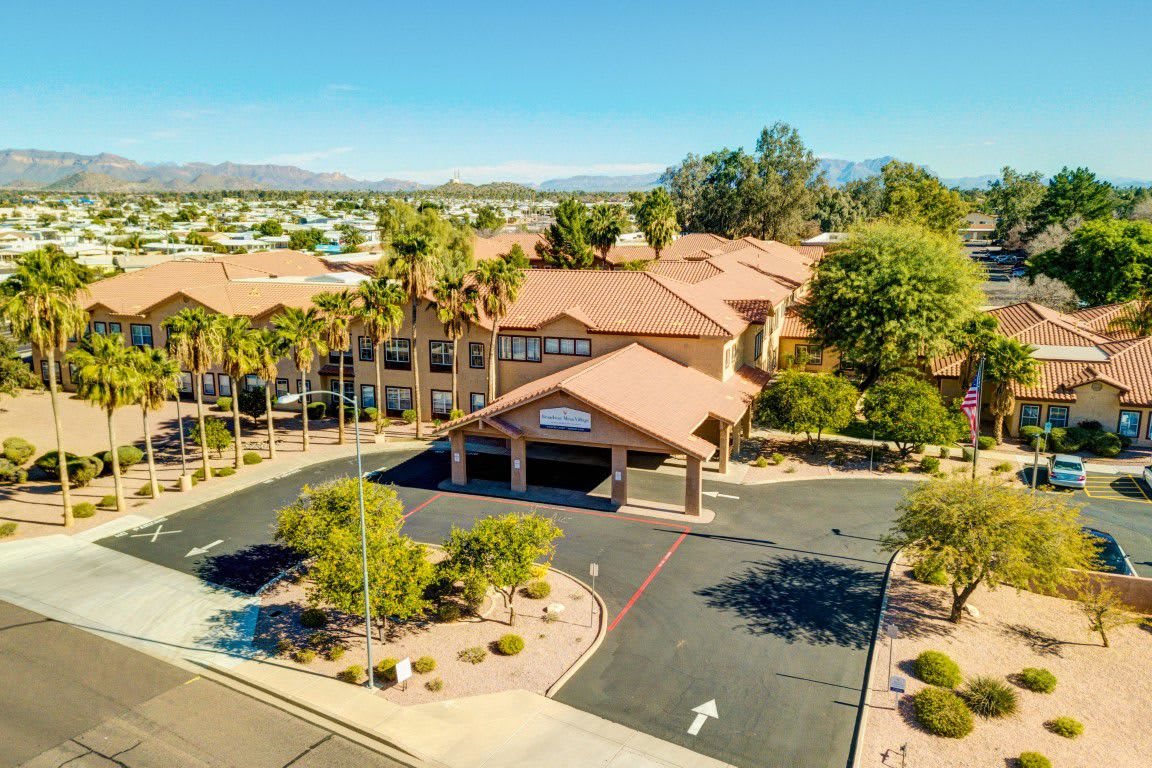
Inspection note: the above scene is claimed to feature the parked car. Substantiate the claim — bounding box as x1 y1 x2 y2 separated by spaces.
1083 527 1137 576
1142 463 1152 488
994 252 1017 264
1048 454 1087 489
1011 266 1027 278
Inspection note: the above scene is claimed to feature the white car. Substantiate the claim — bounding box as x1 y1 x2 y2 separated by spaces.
1143 464 1152 489
1048 454 1087 489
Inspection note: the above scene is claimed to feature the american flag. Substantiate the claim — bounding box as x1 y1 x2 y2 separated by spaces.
960 363 983 445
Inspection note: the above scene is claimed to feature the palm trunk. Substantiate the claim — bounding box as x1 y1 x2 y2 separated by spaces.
46 346 73 526
337 347 346 445
300 369 309 450
374 341 384 436
107 411 125 512
195 375 210 481
142 407 160 499
488 323 499 402
411 302 423 438
265 386 277 460
231 390 243 468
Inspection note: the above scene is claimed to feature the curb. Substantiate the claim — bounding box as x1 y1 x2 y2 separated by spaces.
545 565 608 699
847 548 901 768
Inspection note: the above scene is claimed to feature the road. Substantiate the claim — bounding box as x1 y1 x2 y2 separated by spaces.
0 600 408 768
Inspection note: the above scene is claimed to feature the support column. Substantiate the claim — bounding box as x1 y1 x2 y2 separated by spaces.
718 423 731 475
685 456 702 517
510 436 527 492
733 413 744 454
610 445 629 506
449 430 468 485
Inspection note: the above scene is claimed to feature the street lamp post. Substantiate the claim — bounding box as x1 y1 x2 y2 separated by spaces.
277 388 375 690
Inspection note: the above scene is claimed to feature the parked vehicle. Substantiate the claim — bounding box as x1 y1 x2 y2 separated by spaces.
1011 266 1027 278
1142 463 1152 488
1047 454 1087 489
1083 527 1137 576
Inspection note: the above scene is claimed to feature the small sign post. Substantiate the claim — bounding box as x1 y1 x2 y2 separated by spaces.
395 657 412 691
889 675 906 694
589 563 599 628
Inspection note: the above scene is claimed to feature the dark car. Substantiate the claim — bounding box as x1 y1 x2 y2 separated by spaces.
1084 527 1136 576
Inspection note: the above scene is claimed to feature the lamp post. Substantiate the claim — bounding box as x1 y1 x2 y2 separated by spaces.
277 388 374 690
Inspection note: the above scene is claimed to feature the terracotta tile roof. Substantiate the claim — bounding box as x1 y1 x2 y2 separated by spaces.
645 260 723 284
472 232 731 266
726 299 777 324
439 343 763 459
780 308 814 339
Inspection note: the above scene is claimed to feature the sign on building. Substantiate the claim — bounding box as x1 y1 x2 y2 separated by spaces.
539 407 592 432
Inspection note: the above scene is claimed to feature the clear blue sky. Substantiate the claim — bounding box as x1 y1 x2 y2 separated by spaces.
3 0 1150 184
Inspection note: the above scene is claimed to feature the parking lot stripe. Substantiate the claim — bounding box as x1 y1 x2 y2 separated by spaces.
607 528 690 633
403 492 444 519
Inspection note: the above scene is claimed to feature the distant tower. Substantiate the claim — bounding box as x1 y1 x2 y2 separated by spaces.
449 169 463 185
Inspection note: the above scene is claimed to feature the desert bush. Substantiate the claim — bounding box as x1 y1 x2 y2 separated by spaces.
1017 667 1057 694
992 461 1014 474
1020 425 1044 446
99 445 143 470
962 676 1019 718
215 396 232 412
435 601 463 623
425 677 444 692
361 406 378 422
752 455 769 468
337 665 364 684
97 494 118 508
458 646 486 664
3 437 35 465
324 645 346 662
961 447 974 461
522 579 551 600
1018 752 1052 768
895 463 910 473
243 451 263 465
72 502 96 518
67 456 103 487
401 409 417 425
306 401 326 420
919 456 940 473
912 557 948 585
1087 430 1122 457
215 467 236 477
34 450 78 474
0 459 28 485
977 436 996 450
0 521 15 538
300 607 328 628
770 452 786 465
914 650 962 688
496 634 525 656
938 446 950 459
912 687 973 738
292 648 317 664
414 656 436 674
1045 716 1083 738
135 483 164 497
374 657 399 682
274 638 294 656
449 408 465 421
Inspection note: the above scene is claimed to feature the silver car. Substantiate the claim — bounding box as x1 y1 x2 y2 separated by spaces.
1048 454 1087 489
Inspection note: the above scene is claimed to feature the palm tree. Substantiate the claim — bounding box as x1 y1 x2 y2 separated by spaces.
985 337 1042 443
1108 289 1152 337
474 244 528 401
358 277 405 435
254 328 287 459
313 290 357 444
587 204 625 268
131 347 180 500
272 307 327 451
217 316 260 468
432 267 479 413
635 187 678 259
1 248 90 525
164 307 221 481
69 334 140 512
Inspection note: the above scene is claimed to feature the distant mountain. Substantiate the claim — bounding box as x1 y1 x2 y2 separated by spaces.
817 156 897 185
0 149 427 192
538 173 662 193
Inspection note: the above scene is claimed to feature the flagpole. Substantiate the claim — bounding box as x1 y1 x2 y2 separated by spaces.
971 357 985 480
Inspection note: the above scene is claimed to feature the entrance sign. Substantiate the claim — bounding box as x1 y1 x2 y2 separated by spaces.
540 407 591 432
889 675 906 694
395 657 413 684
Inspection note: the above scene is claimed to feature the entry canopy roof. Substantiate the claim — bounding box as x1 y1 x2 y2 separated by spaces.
440 343 768 460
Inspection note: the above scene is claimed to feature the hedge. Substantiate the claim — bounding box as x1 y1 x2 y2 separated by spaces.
914 650 962 688
306 401 326 419
34 450 78 474
215 396 232 412
3 437 35 465
99 445 143 471
67 456 103 487
0 459 28 485
401 409 417 425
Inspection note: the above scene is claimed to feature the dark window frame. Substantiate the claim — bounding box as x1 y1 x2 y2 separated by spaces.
130 323 153 348
275 378 290 396
1118 410 1141 439
469 392 485 412
429 340 454 373
384 338 411 370
497 334 541 362
218 373 232 398
358 336 374 362
108 321 122 335
1019 403 1041 429
93 321 107 335
384 385 413 417
430 389 453 418
469 342 485 369
795 343 823 366
202 372 216 397
1046 405 1069 429
543 336 591 357
360 383 376 409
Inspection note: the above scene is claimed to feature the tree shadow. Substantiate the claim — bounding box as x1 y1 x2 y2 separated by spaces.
880 571 957 640
696 555 883 649
998 622 1064 657
196 543 301 595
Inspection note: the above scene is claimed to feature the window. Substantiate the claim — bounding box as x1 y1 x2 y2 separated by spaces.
1019 404 1041 429
794 344 823 366
358 336 374 362
360 384 376 409
431 390 453 418
275 378 289 397
497 334 541 362
724 345 734 370
385 386 413 416
130 323 153 348
327 345 352 365
67 362 77 384
385 338 411 370
218 374 232 397
244 374 261 391
1047 405 1069 428
203 372 216 396
330 379 354 404
429 340 454 372
470 393 485 412
544 337 591 356
1118 410 1141 439
179 372 193 394
93 321 107 335
108 322 121 335
469 342 485 369
40 360 61 385
296 378 314 394
754 330 764 361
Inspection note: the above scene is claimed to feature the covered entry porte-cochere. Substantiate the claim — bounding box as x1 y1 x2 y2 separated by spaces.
438 344 764 516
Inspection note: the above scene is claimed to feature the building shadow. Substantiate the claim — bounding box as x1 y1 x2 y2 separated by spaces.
696 555 883 649
197 543 301 595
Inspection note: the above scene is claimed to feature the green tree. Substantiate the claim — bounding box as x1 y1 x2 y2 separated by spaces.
536 198 594 268
68 334 140 512
756 371 857 444
739 122 820 241
357 277 406 434
443 512 564 625
314 290 357 444
164 307 221 481
131 347 180 499
587 204 626 267
272 307 327 451
984 337 1041 444
257 218 283 237
189 416 232 458
432 267 479 413
1107 289 1152 337
984 167 1046 242
863 375 959 457
216 316 260 468
1077 582 1140 648
956 314 1000 391
288 227 326 251
1 248 90 525
0 334 37 399
635 187 678 259
473 206 504 235
843 177 885 221
801 222 983 389
659 153 710 232
254 328 288 459
1031 167 1115 231
1028 219 1152 305
336 223 365 252
812 183 864 232
376 199 418 245
883 475 1099 623
880 160 968 235
474 244 528 401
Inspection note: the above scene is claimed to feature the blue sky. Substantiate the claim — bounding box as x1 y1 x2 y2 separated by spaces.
3 0 1150 184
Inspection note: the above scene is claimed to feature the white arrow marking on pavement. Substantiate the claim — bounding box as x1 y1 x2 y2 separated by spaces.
702 491 740 500
185 539 224 558
687 699 719 736
129 524 182 542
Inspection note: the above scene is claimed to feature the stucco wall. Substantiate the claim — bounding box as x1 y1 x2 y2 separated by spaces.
778 337 841 374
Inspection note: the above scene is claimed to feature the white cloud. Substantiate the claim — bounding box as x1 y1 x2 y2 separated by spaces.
379 161 667 185
326 83 360 92
259 146 355 169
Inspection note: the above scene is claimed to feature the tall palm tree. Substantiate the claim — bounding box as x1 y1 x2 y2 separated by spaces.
164 307 221 481
985 337 1042 443
357 276 405 434
254 328 287 459
69 334 140 512
474 244 528 401
432 267 479 413
217 316 260 468
635 187 678 259
313 290 357 444
587 204 625 268
131 347 180 499
1 248 90 525
272 306 327 451
1108 290 1152 338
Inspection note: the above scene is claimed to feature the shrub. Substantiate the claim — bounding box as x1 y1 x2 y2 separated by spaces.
496 634 525 656
435 601 463 623
914 650 962 688
243 451 263 465
1087 430 1122 457
401 409 418 425
458 646 486 664
1017 667 1057 694
770 452 786 465
895 463 910 473
274 638 294 656
66 456 103 487
413 656 436 674
135 483 164 497
34 450 78 474
961 676 1018 718
977 435 996 450
1078 419 1102 431
919 456 940 473
292 648 317 664
1045 716 1083 738
100 445 143 470
306 401 326 420
912 687 973 738
215 396 232 412
1019 752 1052 768
215 466 236 477
374 657 399 682
1020 425 1044 446
0 521 15 538
961 447 974 462
425 677 444 692
300 607 328 628
912 557 948 585
0 459 28 485
753 455 769 468
938 446 950 459
98 494 118 508
523 579 551 600
1045 426 1071 452
324 645 346 662
362 406 378 423
461 574 487 609
337 665 364 684
449 408 465 421
3 437 35 465
992 461 1014 474
72 502 97 519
